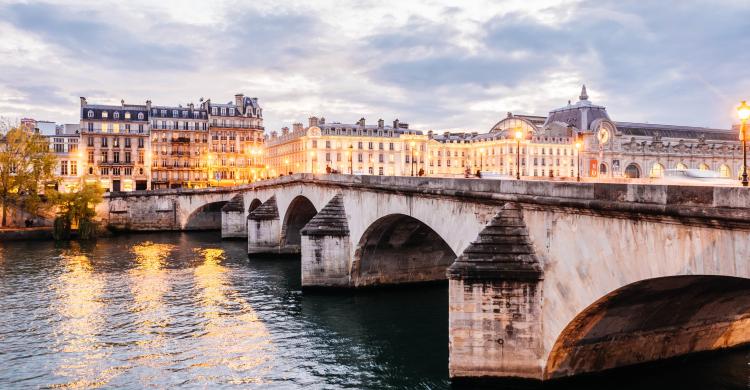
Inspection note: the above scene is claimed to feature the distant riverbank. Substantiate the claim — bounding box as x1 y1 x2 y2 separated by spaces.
0 227 53 241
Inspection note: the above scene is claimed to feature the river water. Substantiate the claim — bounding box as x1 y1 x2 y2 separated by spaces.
0 232 747 389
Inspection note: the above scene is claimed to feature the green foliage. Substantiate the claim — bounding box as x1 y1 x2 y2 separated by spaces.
48 184 104 240
0 123 57 226
52 216 71 240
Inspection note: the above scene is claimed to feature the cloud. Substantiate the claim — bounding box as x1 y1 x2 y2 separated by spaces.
0 0 749 131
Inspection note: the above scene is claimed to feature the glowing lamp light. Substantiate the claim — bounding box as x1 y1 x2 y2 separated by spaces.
575 142 581 149
515 130 522 140
738 100 750 121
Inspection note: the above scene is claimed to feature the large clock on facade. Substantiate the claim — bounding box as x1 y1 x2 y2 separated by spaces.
597 125 610 144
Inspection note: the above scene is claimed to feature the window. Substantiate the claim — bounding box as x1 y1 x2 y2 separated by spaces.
113 167 120 176
101 167 109 175
88 151 94 163
125 138 131 148
102 111 108 119
212 107 217 115
699 163 710 171
720 164 731 178
113 151 120 163
60 161 68 175
101 138 108 147
124 167 132 176
138 113 144 120
229 108 234 115
124 112 130 119
125 151 131 163
113 112 119 119
173 110 178 117
138 138 144 148
87 110 94 118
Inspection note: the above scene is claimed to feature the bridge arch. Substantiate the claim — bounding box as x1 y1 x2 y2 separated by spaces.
352 213 457 286
545 275 750 379
185 201 228 230
281 195 318 249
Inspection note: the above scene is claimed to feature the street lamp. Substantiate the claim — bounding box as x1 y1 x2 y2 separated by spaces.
348 144 353 174
514 130 522 180
575 138 582 182
410 141 416 176
738 101 750 186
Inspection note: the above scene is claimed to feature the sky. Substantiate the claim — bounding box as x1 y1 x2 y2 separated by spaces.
0 0 749 133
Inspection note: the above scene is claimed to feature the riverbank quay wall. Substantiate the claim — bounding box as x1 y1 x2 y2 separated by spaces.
98 174 750 383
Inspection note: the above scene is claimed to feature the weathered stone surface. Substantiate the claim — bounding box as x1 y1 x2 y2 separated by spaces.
248 195 279 221
221 194 246 239
300 194 349 236
448 203 545 381
221 194 244 212
448 203 542 281
545 275 750 379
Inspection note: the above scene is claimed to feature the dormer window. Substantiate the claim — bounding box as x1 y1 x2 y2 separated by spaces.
161 109 167 116
221 108 226 115
229 108 235 116
113 112 119 119
124 112 130 119
211 107 217 115
102 111 108 119
138 113 144 120
182 111 187 118
153 109 157 115
172 110 178 117
87 110 94 118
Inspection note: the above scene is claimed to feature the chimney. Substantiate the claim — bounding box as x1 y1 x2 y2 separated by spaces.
121 99 125 107
188 103 194 110
319 117 325 124
309 116 319 128
271 130 278 139
235 93 244 114
357 117 365 126
282 127 289 135
146 100 152 110
378 118 384 128
293 122 303 132
443 131 450 137
80 97 87 107
393 119 400 129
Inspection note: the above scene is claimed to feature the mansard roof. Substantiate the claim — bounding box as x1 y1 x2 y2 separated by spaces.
317 122 423 135
81 105 149 122
614 122 738 141
151 105 208 120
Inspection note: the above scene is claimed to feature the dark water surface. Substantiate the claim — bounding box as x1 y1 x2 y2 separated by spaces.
0 232 747 389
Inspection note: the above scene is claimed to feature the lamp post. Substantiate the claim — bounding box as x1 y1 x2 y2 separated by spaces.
738 101 750 186
575 139 582 182
410 141 416 176
349 144 353 174
514 130 522 180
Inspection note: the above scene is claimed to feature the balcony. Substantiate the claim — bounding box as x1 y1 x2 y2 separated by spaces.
170 151 189 156
170 137 191 143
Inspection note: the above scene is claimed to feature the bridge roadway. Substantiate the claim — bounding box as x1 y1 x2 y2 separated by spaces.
102 174 750 383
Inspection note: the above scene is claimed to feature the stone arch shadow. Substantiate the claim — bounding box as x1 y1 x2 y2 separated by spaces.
545 275 750 380
281 195 318 251
248 198 262 215
352 213 457 287
185 200 228 230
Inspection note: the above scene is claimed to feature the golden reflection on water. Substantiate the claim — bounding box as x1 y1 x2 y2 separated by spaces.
127 242 175 384
51 247 117 388
193 247 274 385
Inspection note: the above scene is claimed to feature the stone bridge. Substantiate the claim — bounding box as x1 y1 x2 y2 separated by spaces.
101 174 750 384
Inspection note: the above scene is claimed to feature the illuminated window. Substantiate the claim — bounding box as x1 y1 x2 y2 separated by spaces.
699 163 710 171
719 164 731 178
649 163 664 178
676 162 688 170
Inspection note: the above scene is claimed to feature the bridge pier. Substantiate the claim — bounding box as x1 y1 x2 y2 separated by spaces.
221 194 247 239
300 194 352 288
447 203 545 382
247 196 290 255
